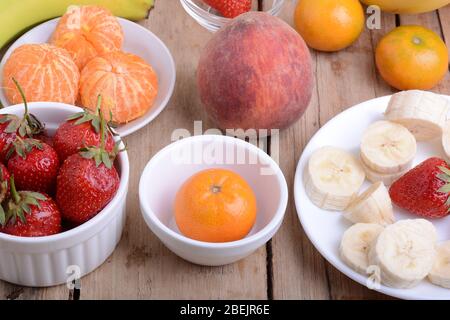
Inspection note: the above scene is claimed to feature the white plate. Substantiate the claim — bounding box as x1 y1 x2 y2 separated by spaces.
294 95 450 300
0 18 176 137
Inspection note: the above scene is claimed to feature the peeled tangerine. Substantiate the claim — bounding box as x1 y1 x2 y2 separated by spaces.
2 44 79 105
80 51 158 124
51 5 124 70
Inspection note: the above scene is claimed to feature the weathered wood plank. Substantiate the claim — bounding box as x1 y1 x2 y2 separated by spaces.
79 0 268 299
438 6 450 59
270 0 329 300
271 2 394 299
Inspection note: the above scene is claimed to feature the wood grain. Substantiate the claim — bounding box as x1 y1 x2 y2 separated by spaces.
0 1 449 300
79 0 268 299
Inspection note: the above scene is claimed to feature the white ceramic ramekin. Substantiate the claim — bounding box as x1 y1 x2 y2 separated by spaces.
0 102 129 287
139 135 288 266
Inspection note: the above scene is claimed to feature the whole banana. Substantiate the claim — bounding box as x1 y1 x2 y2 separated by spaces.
361 0 450 14
0 0 154 50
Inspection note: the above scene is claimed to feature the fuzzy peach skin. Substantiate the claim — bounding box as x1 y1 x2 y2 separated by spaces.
197 12 314 132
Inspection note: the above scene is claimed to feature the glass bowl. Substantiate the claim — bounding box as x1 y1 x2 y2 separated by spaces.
180 0 285 32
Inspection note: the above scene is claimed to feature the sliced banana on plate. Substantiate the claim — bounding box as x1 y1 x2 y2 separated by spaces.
428 241 450 289
385 90 449 141
344 182 395 225
360 157 407 186
304 146 365 211
369 219 437 289
340 223 384 275
361 120 416 174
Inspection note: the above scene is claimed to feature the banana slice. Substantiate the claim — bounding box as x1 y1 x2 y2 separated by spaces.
369 219 437 289
361 121 416 174
344 182 395 225
360 157 407 186
340 223 384 275
385 90 449 141
428 241 450 289
304 146 365 211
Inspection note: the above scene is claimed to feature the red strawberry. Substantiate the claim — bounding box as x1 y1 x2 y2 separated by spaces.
0 79 44 162
7 138 59 194
0 176 61 237
56 95 121 224
35 131 54 147
389 157 450 218
53 108 115 162
204 0 252 18
0 163 10 203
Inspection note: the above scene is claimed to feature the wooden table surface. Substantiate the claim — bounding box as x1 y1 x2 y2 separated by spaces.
0 0 449 300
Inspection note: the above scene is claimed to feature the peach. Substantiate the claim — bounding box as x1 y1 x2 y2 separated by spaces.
197 12 314 132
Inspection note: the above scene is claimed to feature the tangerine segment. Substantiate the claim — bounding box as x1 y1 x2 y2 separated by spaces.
174 168 257 243
2 44 80 105
79 51 158 124
51 5 124 70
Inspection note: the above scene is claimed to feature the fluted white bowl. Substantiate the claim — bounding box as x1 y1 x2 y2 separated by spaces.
0 102 129 287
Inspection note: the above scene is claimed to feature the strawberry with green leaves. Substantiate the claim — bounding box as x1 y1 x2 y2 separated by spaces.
53 107 115 162
0 176 61 237
56 96 121 224
389 157 450 218
204 0 252 18
7 138 59 194
0 163 10 203
0 78 44 162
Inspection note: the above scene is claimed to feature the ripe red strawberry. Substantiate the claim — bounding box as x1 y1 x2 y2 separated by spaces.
56 152 119 224
0 176 61 237
53 108 115 162
34 131 54 147
389 157 450 218
0 163 10 203
0 79 44 162
56 95 121 224
204 0 252 18
7 138 59 194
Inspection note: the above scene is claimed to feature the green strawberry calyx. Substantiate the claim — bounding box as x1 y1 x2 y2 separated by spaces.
0 176 46 227
79 95 125 169
66 97 118 137
6 137 43 160
0 78 44 137
437 165 450 211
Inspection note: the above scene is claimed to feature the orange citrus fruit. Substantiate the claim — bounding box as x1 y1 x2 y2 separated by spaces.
79 50 158 124
376 25 449 90
2 44 79 105
51 5 124 70
294 0 365 52
174 168 257 243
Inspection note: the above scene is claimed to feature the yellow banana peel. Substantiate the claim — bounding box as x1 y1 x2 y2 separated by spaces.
0 0 154 50
361 0 450 14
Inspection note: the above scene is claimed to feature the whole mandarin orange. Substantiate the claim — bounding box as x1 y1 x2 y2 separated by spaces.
376 25 449 90
174 168 257 243
294 0 365 52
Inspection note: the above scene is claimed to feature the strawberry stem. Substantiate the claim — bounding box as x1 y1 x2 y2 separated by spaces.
97 95 106 150
11 78 29 121
9 175 20 204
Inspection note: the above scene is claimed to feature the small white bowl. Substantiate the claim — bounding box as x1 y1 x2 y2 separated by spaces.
0 102 129 287
0 17 176 137
139 135 288 266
